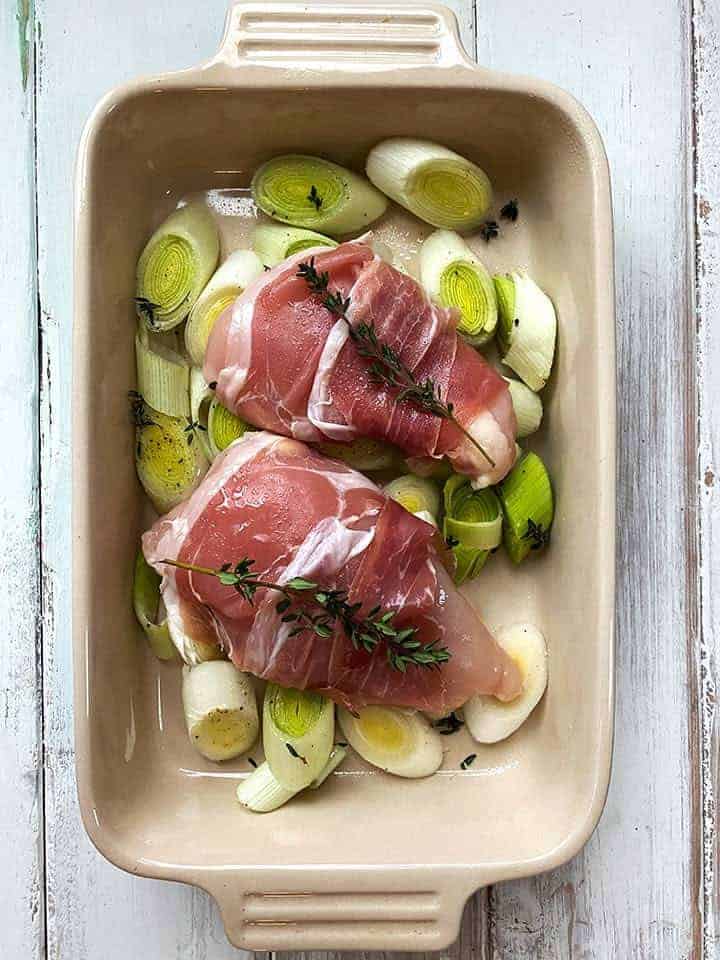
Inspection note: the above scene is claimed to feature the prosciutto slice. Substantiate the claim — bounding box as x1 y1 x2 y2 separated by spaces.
142 432 521 713
205 241 516 488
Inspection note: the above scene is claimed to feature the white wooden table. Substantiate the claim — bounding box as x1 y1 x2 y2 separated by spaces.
1 0 718 956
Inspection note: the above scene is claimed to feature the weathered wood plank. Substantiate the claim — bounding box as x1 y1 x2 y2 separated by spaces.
34 1 254 956
693 0 720 954
0 1 44 958
476 1 700 957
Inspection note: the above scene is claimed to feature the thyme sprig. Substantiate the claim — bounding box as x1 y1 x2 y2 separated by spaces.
433 711 464 735
134 296 161 329
500 199 519 222
128 390 156 428
523 518 551 550
161 556 450 672
479 220 499 242
296 259 495 468
308 185 323 211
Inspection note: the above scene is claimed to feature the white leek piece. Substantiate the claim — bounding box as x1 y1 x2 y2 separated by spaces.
420 230 497 344
252 154 387 236
136 202 220 331
366 138 493 232
504 377 543 438
338 706 442 778
131 392 209 514
464 623 548 743
132 550 176 660
384 474 440 521
263 684 334 791
236 761 298 813
316 437 401 472
185 250 263 365
494 272 557 390
207 397 252 457
182 662 259 761
135 327 190 419
309 745 348 789
254 224 338 268
189 367 214 462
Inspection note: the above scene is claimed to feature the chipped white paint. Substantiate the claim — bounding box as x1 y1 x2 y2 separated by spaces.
0 0 716 956
693 0 719 954
0 1 43 958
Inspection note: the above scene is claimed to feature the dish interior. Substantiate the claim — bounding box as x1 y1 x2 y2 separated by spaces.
77 83 612 875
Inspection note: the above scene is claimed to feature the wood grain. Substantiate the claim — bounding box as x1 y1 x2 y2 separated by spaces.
477 0 701 956
693 0 720 954
0 1 44 958
34 0 254 956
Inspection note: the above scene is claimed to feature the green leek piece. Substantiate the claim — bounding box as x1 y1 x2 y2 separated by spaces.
132 550 176 660
496 451 554 564
185 249 264 365
135 202 219 331
316 436 401 472
494 271 557 391
443 474 502 584
420 229 497 344
254 224 338 268
132 393 209 514
263 684 334 791
366 138 493 231
384 474 440 521
252 154 387 236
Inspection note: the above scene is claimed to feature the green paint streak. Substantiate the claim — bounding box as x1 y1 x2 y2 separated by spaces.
16 0 33 91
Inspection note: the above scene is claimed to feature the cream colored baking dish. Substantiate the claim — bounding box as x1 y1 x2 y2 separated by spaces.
73 0 615 950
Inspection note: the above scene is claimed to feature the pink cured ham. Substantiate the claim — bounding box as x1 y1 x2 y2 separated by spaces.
205 241 516 488
142 432 521 713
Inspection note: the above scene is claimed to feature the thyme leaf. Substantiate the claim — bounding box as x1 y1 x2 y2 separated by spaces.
500 199 519 222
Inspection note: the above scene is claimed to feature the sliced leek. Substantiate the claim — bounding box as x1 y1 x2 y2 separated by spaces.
184 249 263 365
136 202 219 331
443 475 502 585
236 761 299 812
338 706 442 778
189 367 214 462
366 138 493 232
135 327 190 418
207 396 251 457
132 393 209 514
464 623 548 743
384 474 440 521
419 230 497 344
263 684 334 791
316 436 401 472
309 745 348 789
182 662 259 761
132 550 176 660
252 155 387 236
496 451 554 564
494 271 557 390
504 377 543 438
254 224 338 268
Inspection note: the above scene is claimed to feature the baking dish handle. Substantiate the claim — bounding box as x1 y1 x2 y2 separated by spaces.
206 870 477 951
212 0 476 70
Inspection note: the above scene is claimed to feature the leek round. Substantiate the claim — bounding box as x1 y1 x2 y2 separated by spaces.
236 761 299 813
135 328 190 418
135 202 219 331
316 436 401 472
184 249 263 365
132 549 176 660
309 745 348 789
443 474 502 551
252 154 388 236
263 684 334 791
182 662 259 761
253 224 338 267
464 623 548 743
132 393 209 514
494 271 557 390
189 367 214 462
208 396 252 457
419 230 497 344
338 705 442 778
384 474 440 520
504 377 543 438
366 138 493 231
496 451 554 564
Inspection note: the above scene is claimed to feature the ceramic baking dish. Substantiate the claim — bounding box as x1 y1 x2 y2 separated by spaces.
73 0 615 950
